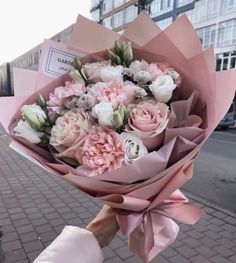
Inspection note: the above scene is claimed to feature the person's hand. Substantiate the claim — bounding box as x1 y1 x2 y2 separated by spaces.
86 205 119 247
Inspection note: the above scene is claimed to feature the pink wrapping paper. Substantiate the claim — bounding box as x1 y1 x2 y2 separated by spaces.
1 12 236 262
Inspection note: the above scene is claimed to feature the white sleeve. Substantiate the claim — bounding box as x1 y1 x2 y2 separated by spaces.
33 226 104 263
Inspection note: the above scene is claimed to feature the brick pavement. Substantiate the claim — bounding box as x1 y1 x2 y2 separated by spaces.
0 130 236 263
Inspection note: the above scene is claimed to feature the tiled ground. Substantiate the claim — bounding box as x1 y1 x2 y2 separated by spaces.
0 131 236 263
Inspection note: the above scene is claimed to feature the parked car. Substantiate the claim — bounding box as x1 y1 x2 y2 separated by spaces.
216 102 235 130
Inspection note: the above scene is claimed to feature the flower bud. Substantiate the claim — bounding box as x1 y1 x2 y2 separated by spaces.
114 41 123 56
14 119 45 144
112 111 123 129
69 68 86 85
123 42 133 67
21 104 47 131
73 58 82 71
38 94 46 108
118 104 126 120
106 49 117 63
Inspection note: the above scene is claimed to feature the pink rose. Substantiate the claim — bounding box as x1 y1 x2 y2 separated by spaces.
47 81 85 114
126 101 169 151
50 109 92 160
76 127 125 176
89 80 136 110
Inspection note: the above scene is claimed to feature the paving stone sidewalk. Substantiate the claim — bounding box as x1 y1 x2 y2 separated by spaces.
0 132 236 263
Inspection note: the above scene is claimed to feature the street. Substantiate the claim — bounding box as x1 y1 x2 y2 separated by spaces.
184 129 236 213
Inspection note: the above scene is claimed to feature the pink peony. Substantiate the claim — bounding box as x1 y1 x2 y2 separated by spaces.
126 101 169 151
47 81 85 114
50 109 92 160
89 80 136 110
76 127 125 176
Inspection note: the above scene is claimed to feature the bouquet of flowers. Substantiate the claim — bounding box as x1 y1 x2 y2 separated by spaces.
1 12 236 262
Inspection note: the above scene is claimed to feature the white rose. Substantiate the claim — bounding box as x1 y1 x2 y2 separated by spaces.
14 120 44 144
92 102 114 127
21 104 47 131
129 60 149 74
149 75 176 103
100 65 123 82
121 132 148 164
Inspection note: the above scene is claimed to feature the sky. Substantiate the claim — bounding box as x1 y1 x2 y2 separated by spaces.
0 0 91 64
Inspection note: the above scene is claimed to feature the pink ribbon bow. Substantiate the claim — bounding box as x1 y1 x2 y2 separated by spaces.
116 190 204 263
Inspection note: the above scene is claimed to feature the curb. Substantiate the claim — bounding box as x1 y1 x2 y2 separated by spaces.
184 190 236 219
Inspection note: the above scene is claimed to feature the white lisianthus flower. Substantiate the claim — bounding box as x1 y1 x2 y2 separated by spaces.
21 104 47 131
129 60 149 74
69 68 85 85
149 75 176 103
92 102 114 127
14 120 44 144
100 65 123 82
121 132 148 164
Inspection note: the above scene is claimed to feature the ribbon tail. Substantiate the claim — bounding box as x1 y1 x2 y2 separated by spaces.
160 203 204 225
128 213 155 263
147 214 179 262
127 213 179 263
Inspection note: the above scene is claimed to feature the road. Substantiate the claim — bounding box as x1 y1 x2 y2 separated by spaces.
183 129 236 213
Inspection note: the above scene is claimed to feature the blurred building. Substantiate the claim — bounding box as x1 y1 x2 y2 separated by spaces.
0 63 11 96
0 25 73 96
90 0 196 32
90 0 236 73
2 0 236 98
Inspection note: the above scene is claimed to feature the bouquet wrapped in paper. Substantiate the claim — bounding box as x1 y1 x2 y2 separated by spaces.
1 12 236 262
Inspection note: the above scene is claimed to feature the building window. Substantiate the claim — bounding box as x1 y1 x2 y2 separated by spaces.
28 55 33 67
34 52 39 66
103 16 112 29
176 0 192 7
197 25 216 49
150 0 174 17
91 0 100 9
156 17 172 30
193 0 217 23
102 0 113 14
91 9 100 22
221 0 236 15
114 0 125 8
218 19 236 47
216 52 236 71
125 5 138 23
113 11 124 28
